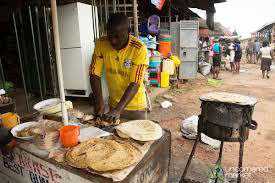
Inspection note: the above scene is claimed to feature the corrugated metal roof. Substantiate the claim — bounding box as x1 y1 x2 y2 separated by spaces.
173 0 226 10
257 20 275 32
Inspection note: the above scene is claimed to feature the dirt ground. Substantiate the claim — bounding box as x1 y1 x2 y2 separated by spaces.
149 63 275 183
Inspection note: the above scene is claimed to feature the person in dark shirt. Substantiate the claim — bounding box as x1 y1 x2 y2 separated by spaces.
253 40 261 64
212 39 222 79
234 40 242 74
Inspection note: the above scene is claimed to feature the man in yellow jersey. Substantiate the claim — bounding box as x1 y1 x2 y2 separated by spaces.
90 13 148 121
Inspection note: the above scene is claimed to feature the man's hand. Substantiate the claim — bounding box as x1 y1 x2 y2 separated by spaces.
95 104 105 117
103 109 121 122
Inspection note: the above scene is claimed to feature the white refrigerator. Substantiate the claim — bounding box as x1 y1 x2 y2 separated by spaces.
58 2 99 97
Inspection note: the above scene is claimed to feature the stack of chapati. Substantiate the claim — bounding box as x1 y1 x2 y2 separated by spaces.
66 138 141 172
200 92 257 106
115 120 163 142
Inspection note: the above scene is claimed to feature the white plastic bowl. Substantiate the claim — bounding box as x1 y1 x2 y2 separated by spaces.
33 98 73 115
11 122 39 140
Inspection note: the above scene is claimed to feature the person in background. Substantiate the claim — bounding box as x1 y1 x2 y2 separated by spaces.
90 13 148 121
229 42 235 72
211 39 222 79
253 39 261 64
202 37 210 63
224 46 231 70
234 39 242 74
246 41 254 63
245 44 250 63
259 40 273 79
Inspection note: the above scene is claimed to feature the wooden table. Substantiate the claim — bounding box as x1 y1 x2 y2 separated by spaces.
0 130 171 183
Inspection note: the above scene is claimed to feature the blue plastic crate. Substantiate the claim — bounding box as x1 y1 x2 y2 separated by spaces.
149 61 161 68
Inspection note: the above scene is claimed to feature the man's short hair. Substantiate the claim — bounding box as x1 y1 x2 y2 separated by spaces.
107 13 129 31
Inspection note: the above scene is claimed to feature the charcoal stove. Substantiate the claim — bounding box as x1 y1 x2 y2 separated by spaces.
180 92 258 183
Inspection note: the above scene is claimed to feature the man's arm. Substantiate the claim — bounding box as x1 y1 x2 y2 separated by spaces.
113 82 139 112
104 82 139 121
90 75 104 116
89 40 104 116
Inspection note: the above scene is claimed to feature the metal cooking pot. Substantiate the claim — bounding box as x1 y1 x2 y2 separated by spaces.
198 101 258 142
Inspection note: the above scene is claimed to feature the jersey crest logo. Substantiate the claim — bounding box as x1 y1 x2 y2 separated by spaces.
124 59 132 68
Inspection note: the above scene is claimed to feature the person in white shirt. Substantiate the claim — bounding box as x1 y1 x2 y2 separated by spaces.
259 41 273 79
229 43 235 72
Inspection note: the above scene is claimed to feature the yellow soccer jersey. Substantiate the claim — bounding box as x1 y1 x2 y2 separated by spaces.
90 35 148 111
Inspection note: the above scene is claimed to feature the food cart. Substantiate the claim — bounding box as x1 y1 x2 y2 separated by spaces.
0 128 170 183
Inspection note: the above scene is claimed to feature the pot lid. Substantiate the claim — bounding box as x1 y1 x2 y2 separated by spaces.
200 92 257 106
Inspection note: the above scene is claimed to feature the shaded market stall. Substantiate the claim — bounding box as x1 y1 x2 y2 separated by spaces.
0 0 230 183
0 0 226 116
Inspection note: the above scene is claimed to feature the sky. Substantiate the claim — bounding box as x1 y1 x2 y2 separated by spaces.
190 0 275 38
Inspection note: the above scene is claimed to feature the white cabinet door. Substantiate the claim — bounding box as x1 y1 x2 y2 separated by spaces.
61 48 86 90
77 3 94 45
58 3 81 48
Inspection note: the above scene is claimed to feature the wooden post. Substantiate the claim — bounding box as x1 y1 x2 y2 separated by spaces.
50 0 68 125
132 0 138 37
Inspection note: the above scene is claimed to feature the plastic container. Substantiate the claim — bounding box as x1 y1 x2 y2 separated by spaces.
162 59 175 75
33 98 73 116
60 125 80 147
161 72 170 88
0 112 20 129
159 41 171 58
149 55 161 68
149 61 161 68
149 79 160 87
148 68 159 73
149 55 161 62
150 79 159 84
158 34 172 58
159 34 172 42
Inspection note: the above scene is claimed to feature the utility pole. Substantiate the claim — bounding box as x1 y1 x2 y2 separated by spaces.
132 0 138 36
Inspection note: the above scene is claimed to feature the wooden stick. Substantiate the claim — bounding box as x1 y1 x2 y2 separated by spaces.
50 0 68 125
132 0 138 37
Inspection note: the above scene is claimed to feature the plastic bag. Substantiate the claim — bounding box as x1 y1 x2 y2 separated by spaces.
199 61 211 76
181 115 221 148
180 115 198 140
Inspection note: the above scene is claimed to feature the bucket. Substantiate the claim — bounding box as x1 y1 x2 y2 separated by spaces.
149 61 161 68
159 41 171 58
60 125 80 147
149 55 161 62
149 55 161 68
159 34 171 42
159 34 171 58
161 72 170 88
0 112 20 129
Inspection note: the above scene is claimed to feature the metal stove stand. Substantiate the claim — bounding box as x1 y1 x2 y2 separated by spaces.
180 133 245 183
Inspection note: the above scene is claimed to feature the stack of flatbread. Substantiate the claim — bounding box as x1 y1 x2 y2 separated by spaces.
200 92 257 106
115 120 163 142
66 138 141 172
